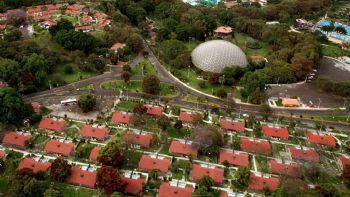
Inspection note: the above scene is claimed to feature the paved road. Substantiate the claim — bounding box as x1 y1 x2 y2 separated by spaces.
23 41 350 130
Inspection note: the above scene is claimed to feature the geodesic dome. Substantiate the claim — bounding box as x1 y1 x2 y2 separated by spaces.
191 40 248 73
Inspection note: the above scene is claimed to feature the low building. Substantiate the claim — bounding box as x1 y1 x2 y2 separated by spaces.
178 111 201 124
31 102 41 113
80 125 109 141
124 130 153 149
281 98 300 107
191 164 224 184
112 111 132 125
338 155 350 171
39 118 65 132
307 132 336 147
0 149 5 159
289 146 320 163
262 125 289 140
214 26 233 39
169 140 199 158
220 118 245 133
220 191 245 197
268 159 301 178
110 42 125 53
121 171 144 196
44 139 74 157
144 104 164 116
75 25 93 32
240 138 272 155
219 149 249 167
89 146 100 161
158 182 193 197
66 166 97 188
138 154 171 175
248 173 280 192
17 157 51 173
2 131 32 149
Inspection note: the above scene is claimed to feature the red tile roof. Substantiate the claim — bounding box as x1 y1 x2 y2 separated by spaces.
307 132 336 147
98 19 111 27
89 146 100 161
112 112 132 124
219 150 249 167
82 15 92 24
220 119 245 133
262 125 289 140
122 176 144 195
17 157 51 173
178 111 195 123
31 102 40 113
138 155 171 174
75 25 93 31
191 164 224 184
44 140 74 156
169 140 199 157
289 147 320 163
220 191 243 197
66 167 97 188
2 132 31 149
248 173 279 192
80 125 108 141
338 155 350 171
0 150 5 159
144 105 164 116
240 138 272 155
124 131 152 148
158 182 193 197
39 118 65 132
111 42 125 51
268 160 301 178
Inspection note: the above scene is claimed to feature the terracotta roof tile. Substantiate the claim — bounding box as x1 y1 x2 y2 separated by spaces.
89 146 100 161
307 132 336 147
138 155 171 174
262 125 289 140
248 173 279 192
240 138 272 155
44 140 74 156
112 112 132 124
0 150 5 159
124 131 152 148
338 155 350 171
220 118 245 133
289 147 320 163
158 182 193 197
268 160 301 178
2 132 31 149
144 105 164 116
178 111 197 123
122 176 144 195
191 164 224 184
80 125 108 141
219 150 249 167
169 140 199 157
66 167 97 188
39 118 65 132
17 157 51 173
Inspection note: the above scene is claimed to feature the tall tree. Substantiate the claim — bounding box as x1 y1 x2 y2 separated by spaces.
78 94 97 113
97 141 123 167
50 158 71 182
142 74 160 95
97 166 125 194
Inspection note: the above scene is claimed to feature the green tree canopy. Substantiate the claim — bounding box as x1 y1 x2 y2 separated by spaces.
142 74 160 95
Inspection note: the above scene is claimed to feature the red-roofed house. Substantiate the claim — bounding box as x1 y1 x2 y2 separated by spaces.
112 111 132 125
307 132 336 147
0 150 6 159
89 146 100 161
17 157 51 173
289 147 320 163
169 140 199 157
158 182 193 197
44 140 74 157
2 132 32 149
110 42 125 52
248 173 279 192
122 174 144 195
268 160 301 178
124 131 152 148
75 25 93 32
31 102 41 113
82 15 92 24
214 26 233 39
240 138 272 155
219 149 249 167
98 19 111 27
80 125 108 141
144 104 164 116
0 24 5 31
178 111 200 124
191 164 224 184
66 167 97 188
39 118 65 132
220 191 244 197
338 155 350 171
220 118 245 133
262 125 289 140
138 155 171 174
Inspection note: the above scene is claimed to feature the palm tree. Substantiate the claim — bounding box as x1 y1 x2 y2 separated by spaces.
335 26 347 35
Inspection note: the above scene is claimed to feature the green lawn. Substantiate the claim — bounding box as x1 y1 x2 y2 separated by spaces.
167 127 191 139
183 94 220 107
50 62 97 84
101 80 179 97
52 182 103 197
74 142 95 160
115 101 138 111
78 84 94 91
232 33 271 56
321 43 350 57
33 31 66 53
132 59 158 76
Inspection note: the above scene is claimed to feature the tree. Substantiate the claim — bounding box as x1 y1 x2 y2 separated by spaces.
122 64 131 72
0 58 21 88
0 87 32 124
174 120 183 130
232 167 250 190
4 27 22 42
87 54 106 73
260 104 272 121
79 94 97 113
215 88 227 98
126 33 144 53
157 114 170 131
49 19 74 36
50 158 71 182
142 74 160 95
97 141 123 167
159 39 186 61
121 71 131 83
193 125 224 157
193 176 220 197
133 103 147 114
0 159 5 174
97 166 125 195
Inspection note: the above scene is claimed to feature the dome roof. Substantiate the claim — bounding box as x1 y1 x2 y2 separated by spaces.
191 40 248 73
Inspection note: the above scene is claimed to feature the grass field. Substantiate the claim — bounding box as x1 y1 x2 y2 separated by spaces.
132 59 158 76
115 101 138 111
321 43 350 57
50 62 97 84
232 33 271 56
33 31 66 53
101 80 179 97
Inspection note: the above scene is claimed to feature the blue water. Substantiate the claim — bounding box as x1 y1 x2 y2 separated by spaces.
319 20 350 41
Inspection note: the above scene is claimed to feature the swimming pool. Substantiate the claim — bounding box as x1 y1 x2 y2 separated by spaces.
319 20 350 41
183 0 221 6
